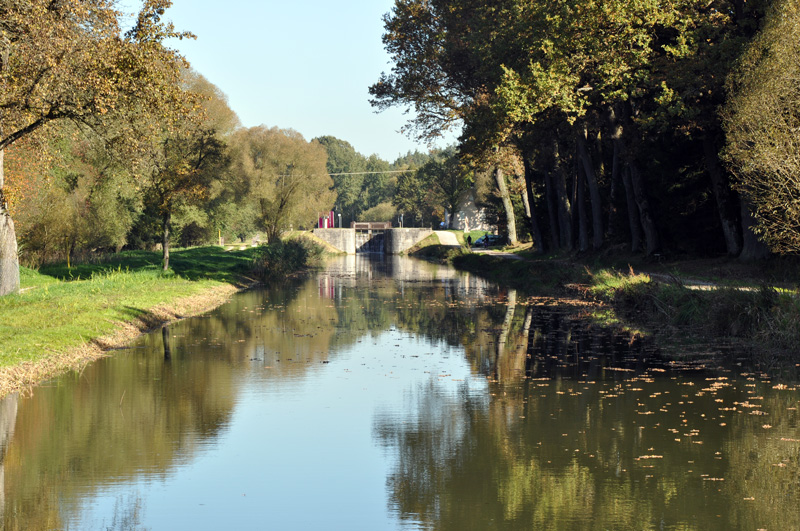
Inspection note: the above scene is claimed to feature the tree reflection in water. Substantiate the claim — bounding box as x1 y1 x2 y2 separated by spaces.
377 299 800 531
0 255 798 530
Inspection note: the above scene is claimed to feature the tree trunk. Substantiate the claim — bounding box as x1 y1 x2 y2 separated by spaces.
545 171 560 251
520 186 532 226
610 105 659 255
446 197 460 230
703 135 743 257
627 161 660 255
738 198 770 260
594 129 605 188
576 123 604 249
162 210 171 272
0 147 20 296
552 139 573 250
522 156 545 253
606 140 621 239
621 166 643 252
576 165 590 252
494 167 517 245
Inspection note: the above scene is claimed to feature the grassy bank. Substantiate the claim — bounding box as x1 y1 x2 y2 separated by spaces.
407 233 470 262
452 251 800 357
452 253 583 291
1 240 324 396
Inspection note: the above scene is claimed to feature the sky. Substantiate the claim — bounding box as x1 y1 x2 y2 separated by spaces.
120 0 458 162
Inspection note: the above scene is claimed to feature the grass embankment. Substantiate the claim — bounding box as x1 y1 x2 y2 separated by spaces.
407 232 470 262
452 251 800 357
1 240 323 397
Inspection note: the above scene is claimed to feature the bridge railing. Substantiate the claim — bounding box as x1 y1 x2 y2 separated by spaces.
351 222 392 230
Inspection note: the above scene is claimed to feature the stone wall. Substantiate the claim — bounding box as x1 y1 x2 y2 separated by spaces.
313 229 356 254
385 228 433 254
313 228 433 255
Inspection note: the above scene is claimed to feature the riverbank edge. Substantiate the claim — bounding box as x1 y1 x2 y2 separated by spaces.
0 280 251 399
1 238 334 398
449 251 800 359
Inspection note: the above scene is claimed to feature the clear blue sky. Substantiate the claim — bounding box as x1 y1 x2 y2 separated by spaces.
121 0 457 162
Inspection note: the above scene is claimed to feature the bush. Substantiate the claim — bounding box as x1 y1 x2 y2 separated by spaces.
251 238 324 282
359 202 397 222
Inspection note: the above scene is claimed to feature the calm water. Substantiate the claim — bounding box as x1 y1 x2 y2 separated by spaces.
1 255 799 530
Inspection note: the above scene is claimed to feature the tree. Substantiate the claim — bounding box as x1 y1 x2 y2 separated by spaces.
722 0 800 254
363 154 395 213
137 120 226 270
360 202 397 222
436 153 474 230
393 166 437 227
392 148 473 229
314 136 367 225
0 0 192 294
374 0 773 258
228 127 334 242
13 124 140 266
175 70 241 247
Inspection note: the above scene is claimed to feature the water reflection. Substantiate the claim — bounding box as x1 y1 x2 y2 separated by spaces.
1 255 798 530
0 393 17 523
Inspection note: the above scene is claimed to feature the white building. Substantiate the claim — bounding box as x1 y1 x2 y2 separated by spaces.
445 189 490 232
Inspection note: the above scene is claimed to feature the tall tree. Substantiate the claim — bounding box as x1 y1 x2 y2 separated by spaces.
0 0 191 294
393 166 437 227
373 0 769 257
315 136 367 225
229 127 334 242
11 123 141 266
436 153 474 230
722 0 800 254
138 122 226 270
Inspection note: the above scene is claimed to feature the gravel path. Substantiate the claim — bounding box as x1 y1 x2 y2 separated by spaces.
434 231 461 246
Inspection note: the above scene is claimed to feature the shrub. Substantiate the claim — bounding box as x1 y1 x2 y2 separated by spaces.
251 238 324 282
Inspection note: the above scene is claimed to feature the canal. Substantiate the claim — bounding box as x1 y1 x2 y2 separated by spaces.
1 255 799 530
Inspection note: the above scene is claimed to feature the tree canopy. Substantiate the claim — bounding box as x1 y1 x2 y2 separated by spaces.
0 0 193 293
229 127 334 242
372 0 777 257
722 0 800 253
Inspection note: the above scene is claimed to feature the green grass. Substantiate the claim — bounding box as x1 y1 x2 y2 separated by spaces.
583 267 652 299
463 230 489 245
38 246 261 284
450 252 800 355
452 253 581 291
1 246 265 369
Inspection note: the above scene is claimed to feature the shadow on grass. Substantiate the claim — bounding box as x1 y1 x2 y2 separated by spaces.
38 246 262 284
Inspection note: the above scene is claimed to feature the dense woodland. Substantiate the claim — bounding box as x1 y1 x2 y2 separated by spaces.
0 0 799 296
372 0 798 258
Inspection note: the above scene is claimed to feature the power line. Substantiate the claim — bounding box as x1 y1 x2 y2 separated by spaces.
277 169 417 178
327 169 416 176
